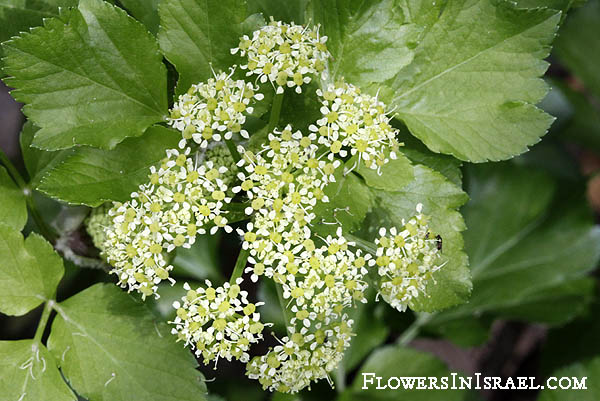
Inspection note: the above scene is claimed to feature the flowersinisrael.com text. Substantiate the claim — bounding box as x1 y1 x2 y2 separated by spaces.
362 372 588 391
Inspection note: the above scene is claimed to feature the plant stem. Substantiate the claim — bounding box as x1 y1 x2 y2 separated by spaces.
225 139 242 163
0 148 57 242
0 149 26 188
229 247 250 284
345 233 377 254
267 92 284 133
33 301 53 344
397 313 433 346
335 362 346 393
275 282 292 334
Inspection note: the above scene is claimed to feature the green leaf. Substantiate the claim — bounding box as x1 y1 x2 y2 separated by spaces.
36 126 180 207
312 166 374 237
343 298 389 371
0 0 77 73
429 164 600 328
19 121 69 184
171 233 223 282
248 0 308 23
541 300 600 374
0 225 64 316
354 152 414 191
552 82 600 152
538 357 600 401
555 0 600 97
2 0 168 151
0 340 75 401
513 0 575 14
0 165 27 230
397 129 463 187
47 283 207 401
342 346 467 401
119 0 160 34
372 164 471 312
158 0 250 94
309 0 424 86
385 0 560 162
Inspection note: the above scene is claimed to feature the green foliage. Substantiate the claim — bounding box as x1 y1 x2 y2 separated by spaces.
0 225 64 316
2 0 167 151
309 0 423 85
429 164 600 330
555 0 600 97
248 0 308 23
36 126 180 206
538 357 600 401
342 298 390 371
366 164 471 312
384 0 559 162
0 165 27 230
0 0 597 399
119 0 160 34
312 166 374 236
0 0 77 73
158 0 256 95
48 284 207 401
0 340 76 401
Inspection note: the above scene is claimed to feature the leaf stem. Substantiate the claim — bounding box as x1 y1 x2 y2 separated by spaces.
0 148 26 189
33 301 53 344
275 282 292 334
335 362 346 393
267 92 284 133
229 247 250 284
0 148 57 242
397 313 433 346
345 233 377 254
225 139 242 163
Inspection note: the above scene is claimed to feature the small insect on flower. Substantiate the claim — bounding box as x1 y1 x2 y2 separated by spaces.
369 204 444 312
232 20 330 94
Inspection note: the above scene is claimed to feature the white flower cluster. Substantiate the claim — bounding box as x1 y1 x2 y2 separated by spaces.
171 279 266 365
103 148 232 298
234 125 339 279
247 314 354 393
245 231 370 392
232 125 371 391
89 17 445 397
369 204 443 312
168 68 264 148
310 82 400 172
232 20 329 93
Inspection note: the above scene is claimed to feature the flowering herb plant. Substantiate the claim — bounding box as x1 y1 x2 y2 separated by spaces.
1 1 600 400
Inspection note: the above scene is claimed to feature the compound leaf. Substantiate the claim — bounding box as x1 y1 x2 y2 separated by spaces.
48 283 207 401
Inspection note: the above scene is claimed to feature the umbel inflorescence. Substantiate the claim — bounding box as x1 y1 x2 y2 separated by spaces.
87 19 444 394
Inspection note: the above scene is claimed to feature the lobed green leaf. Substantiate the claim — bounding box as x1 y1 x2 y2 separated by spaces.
0 225 64 316
36 125 180 206
384 0 560 162
48 283 207 401
0 165 27 230
3 0 168 151
429 164 600 329
0 340 75 401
